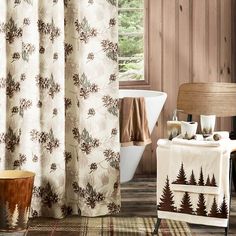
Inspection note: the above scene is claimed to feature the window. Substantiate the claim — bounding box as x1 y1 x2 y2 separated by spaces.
118 0 147 84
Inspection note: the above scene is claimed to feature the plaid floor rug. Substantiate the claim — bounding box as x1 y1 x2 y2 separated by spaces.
23 216 192 236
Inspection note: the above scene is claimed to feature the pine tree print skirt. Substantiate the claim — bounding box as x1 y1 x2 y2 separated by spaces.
156 138 236 227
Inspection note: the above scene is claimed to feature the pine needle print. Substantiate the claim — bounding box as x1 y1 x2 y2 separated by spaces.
106 0 116 6
75 17 97 43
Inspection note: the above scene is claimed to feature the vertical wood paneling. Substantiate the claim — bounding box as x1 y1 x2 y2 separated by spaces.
220 0 232 131
178 0 191 122
149 0 163 174
162 0 177 131
192 0 207 82
136 0 236 176
220 0 232 82
136 0 163 174
208 0 218 82
232 0 236 83
178 0 190 85
232 0 236 131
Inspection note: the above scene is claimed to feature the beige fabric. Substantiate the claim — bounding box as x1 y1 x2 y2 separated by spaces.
119 97 151 147
156 138 236 227
0 0 120 218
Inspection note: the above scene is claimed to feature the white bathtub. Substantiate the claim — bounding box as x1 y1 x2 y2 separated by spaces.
119 89 167 183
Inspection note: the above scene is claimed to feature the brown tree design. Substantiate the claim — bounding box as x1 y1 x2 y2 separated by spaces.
208 197 219 217
37 19 61 43
22 42 35 62
196 193 207 216
158 176 176 212
102 95 119 117
61 205 73 217
172 163 187 184
104 149 120 170
30 129 59 154
33 182 59 208
13 153 26 169
36 74 61 99
198 167 205 186
64 97 72 113
72 128 99 155
178 192 194 214
0 127 21 152
0 202 9 228
17 207 28 229
73 73 99 99
64 151 72 164
6 72 21 98
107 202 121 214
64 42 73 62
72 182 105 209
11 98 32 117
205 175 211 186
210 174 217 187
218 196 228 218
188 170 197 185
101 40 118 61
75 17 97 43
0 17 23 44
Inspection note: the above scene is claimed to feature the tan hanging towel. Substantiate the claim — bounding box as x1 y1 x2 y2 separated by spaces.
119 97 151 147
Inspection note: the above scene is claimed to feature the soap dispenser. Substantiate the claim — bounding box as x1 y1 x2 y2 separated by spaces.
167 109 181 140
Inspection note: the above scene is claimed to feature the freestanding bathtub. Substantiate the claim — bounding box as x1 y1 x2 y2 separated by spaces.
119 89 167 183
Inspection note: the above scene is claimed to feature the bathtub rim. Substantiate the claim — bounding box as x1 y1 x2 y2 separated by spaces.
119 89 167 98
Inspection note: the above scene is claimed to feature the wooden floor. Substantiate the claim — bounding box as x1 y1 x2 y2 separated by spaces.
121 177 236 235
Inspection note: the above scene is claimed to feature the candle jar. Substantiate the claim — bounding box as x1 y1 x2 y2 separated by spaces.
181 121 198 140
200 115 216 138
167 121 181 140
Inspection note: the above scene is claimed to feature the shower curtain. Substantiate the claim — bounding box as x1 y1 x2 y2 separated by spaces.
0 0 120 218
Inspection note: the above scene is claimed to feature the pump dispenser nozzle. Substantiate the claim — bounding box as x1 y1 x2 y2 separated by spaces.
172 109 178 121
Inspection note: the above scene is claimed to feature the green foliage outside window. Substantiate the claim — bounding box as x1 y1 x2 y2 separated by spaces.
118 0 143 8
118 11 143 34
118 0 144 81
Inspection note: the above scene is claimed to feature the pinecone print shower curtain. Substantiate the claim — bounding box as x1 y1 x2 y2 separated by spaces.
0 0 120 218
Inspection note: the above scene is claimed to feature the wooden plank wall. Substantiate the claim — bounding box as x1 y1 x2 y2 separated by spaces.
135 0 236 176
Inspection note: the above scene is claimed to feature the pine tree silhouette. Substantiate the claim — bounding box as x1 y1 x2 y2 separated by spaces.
196 193 207 216
11 204 19 228
5 202 13 228
219 195 228 218
208 197 219 217
17 208 26 228
172 163 187 184
178 192 193 214
198 167 204 186
205 175 211 186
188 170 197 185
158 175 175 212
0 202 8 228
210 174 217 187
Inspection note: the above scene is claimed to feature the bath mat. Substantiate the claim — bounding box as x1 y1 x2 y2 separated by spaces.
25 216 192 235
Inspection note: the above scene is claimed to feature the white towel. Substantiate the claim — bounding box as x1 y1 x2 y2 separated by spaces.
170 142 223 195
156 136 236 227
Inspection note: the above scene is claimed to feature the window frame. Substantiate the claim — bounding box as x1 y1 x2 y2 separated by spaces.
118 0 150 88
